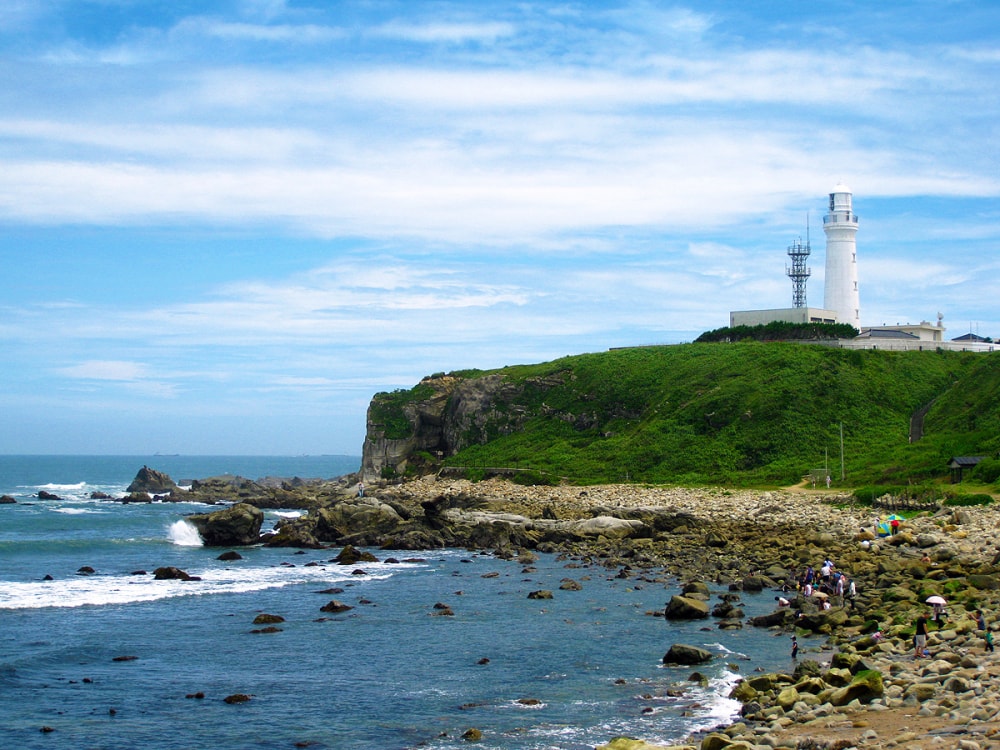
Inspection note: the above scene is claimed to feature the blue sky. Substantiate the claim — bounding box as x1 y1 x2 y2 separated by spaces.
1 1 998 456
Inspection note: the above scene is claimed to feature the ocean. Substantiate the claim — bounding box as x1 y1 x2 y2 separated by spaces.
0 455 795 750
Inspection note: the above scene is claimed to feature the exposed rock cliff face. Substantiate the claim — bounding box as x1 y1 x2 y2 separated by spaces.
361 372 554 481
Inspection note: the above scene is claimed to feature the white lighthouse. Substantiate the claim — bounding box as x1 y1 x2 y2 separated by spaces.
823 183 860 329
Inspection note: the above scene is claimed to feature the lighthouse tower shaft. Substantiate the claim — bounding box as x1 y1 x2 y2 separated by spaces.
823 185 860 329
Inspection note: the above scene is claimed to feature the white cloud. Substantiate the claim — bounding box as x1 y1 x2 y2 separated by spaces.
175 18 346 43
371 20 516 44
2 1 1000 453
58 360 149 381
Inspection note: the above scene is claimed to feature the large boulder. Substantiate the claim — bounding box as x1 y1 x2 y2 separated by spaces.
127 466 178 494
830 670 883 706
263 525 323 549
663 644 713 665
569 515 644 539
664 595 710 620
187 503 264 546
314 499 405 541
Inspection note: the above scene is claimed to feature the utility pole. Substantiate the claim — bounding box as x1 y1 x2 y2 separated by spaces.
839 422 845 481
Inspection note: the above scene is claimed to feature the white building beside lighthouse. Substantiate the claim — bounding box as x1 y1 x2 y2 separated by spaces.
823 183 860 329
724 182 995 351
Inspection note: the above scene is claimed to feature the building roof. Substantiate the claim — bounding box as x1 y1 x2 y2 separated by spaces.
948 456 986 468
952 332 989 342
855 328 919 340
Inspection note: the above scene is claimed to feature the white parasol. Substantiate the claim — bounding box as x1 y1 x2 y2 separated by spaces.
925 595 947 606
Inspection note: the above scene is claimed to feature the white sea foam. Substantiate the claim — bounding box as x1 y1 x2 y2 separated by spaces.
0 562 399 610
53 507 100 515
273 510 303 519
38 482 87 491
168 520 204 546
680 667 744 736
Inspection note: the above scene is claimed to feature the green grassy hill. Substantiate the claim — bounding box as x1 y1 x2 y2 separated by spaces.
368 343 999 488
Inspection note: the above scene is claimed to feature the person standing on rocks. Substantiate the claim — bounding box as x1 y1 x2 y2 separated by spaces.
914 614 929 659
976 610 994 652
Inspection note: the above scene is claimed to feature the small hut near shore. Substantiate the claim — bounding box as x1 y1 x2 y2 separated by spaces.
947 456 985 483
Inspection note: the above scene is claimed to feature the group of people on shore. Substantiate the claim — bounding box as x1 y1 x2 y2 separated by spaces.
780 558 856 610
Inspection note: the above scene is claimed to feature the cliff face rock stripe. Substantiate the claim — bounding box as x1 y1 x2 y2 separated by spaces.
362 370 577 482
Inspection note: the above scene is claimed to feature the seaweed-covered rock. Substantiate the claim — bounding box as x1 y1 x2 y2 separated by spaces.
664 595 710 620
829 669 883 706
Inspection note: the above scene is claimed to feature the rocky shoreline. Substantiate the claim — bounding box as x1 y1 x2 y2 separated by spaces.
126 468 1000 749
363 478 1000 750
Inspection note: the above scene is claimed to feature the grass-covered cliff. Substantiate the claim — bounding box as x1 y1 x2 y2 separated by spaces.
362 343 999 488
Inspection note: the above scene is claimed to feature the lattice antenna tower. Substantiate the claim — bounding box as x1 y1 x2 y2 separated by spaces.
785 214 812 308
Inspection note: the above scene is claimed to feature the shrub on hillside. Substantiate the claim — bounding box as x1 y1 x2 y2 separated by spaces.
971 457 1000 483
942 493 994 507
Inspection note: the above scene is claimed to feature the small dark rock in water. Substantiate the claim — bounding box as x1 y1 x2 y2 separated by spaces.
351 569 367 576
320 600 353 614
185 692 205 699
516 698 541 706
77 566 96 575
40 726 55 733
527 590 553 600
43 574 53 581
0 494 16 504
461 728 482 741
83 678 93 684
316 587 344 595
153 566 193 581
477 658 490 665
130 570 147 576
250 626 283 634
223 693 252 704
38 490 61 500
108 708 117 716
112 655 138 662
252 613 285 625
217 551 242 561
122 492 153 504
334 545 379 565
